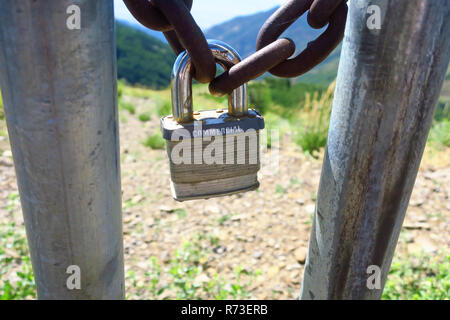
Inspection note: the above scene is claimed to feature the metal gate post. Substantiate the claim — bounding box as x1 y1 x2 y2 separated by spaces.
0 0 124 299
300 0 450 299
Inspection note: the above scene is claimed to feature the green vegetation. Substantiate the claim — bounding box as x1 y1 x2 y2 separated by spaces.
127 233 260 300
429 120 450 148
143 132 166 150
383 251 449 300
428 100 450 148
248 78 325 116
1 189 448 300
0 193 36 300
248 78 333 155
116 21 175 88
293 83 335 156
138 113 151 122
119 100 136 115
117 80 136 115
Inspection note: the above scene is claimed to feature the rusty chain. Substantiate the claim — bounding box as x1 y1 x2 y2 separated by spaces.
123 0 347 95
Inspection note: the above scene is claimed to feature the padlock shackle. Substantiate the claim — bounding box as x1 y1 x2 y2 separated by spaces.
171 40 248 123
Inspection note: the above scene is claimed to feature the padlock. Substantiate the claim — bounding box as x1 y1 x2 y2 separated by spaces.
160 40 265 201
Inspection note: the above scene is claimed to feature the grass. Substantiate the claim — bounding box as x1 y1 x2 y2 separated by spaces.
119 100 136 115
143 132 166 150
428 120 450 148
383 251 449 300
293 81 335 156
138 113 151 122
0 193 36 300
127 233 260 300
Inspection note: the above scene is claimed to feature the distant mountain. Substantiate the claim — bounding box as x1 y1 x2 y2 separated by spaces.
116 21 175 88
116 19 168 43
205 6 341 84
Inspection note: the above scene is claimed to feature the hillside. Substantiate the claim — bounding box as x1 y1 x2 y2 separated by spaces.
116 21 175 88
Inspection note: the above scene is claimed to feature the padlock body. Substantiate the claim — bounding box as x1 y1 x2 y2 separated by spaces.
161 109 264 201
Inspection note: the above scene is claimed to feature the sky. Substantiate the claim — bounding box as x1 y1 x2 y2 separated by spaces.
114 0 287 30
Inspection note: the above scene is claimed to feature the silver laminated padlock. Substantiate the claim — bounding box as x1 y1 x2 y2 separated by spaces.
160 40 265 201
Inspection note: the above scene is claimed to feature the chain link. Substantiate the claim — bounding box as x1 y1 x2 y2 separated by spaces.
152 0 216 83
123 0 347 94
256 0 347 78
123 0 192 31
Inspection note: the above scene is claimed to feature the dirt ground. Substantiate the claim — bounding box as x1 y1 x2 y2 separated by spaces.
0 95 449 299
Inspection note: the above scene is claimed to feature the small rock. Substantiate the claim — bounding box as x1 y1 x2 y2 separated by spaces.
213 246 226 255
410 198 425 207
194 274 211 285
296 198 305 205
286 263 302 271
294 248 307 264
160 251 171 263
290 271 301 285
267 266 279 278
403 223 431 230
416 216 428 223
231 214 245 221
131 194 144 204
159 205 174 213
253 251 263 259
0 159 13 167
2 150 12 158
205 205 220 214
305 204 315 215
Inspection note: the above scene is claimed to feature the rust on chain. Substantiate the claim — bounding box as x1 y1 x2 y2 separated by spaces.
152 0 216 84
209 38 296 96
163 30 185 55
308 0 345 29
123 0 193 32
256 0 347 78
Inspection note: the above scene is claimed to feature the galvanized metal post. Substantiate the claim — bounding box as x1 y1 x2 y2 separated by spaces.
0 0 124 299
300 0 450 300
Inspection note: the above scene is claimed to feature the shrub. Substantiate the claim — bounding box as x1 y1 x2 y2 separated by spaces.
428 120 450 148
119 100 135 115
294 81 335 156
138 113 151 122
143 132 165 150
156 100 172 117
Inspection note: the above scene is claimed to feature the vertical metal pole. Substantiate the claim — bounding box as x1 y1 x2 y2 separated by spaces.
0 0 124 299
300 0 450 300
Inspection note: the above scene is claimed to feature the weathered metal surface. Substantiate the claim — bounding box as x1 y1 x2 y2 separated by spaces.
0 0 124 299
300 0 450 299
